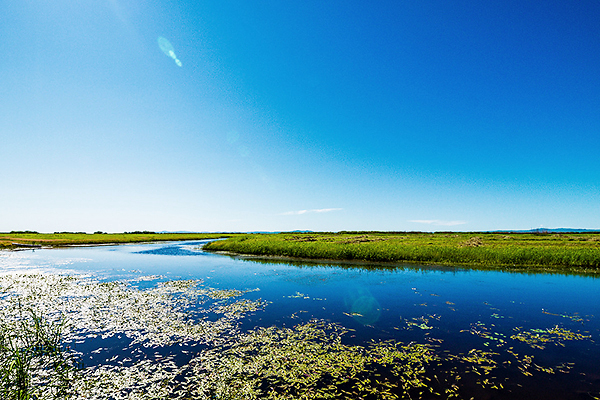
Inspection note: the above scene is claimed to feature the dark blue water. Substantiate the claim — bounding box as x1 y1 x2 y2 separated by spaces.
2 240 599 399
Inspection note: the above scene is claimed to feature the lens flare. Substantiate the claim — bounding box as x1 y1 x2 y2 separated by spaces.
345 288 381 326
158 36 182 67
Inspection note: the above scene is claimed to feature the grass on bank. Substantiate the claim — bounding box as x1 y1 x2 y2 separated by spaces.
203 232 600 272
0 232 235 249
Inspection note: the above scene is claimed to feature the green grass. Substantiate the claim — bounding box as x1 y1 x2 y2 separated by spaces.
0 304 81 400
203 232 600 272
0 232 236 249
5 231 600 272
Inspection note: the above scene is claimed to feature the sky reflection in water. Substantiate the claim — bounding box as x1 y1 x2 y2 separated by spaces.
1 241 599 398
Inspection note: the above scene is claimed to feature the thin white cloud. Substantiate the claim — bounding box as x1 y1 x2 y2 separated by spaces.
280 208 342 216
409 219 467 226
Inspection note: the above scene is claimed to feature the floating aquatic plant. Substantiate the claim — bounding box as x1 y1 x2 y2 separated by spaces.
510 326 591 350
462 321 507 346
180 320 442 399
0 272 596 399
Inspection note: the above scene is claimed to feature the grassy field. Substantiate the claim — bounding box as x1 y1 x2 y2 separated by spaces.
5 230 600 272
0 231 232 249
203 231 600 272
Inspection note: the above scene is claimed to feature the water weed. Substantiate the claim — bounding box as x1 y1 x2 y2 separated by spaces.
0 272 595 399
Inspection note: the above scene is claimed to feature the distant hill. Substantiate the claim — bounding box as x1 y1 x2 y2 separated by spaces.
490 228 600 234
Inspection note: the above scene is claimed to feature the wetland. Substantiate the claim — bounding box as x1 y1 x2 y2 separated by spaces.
1 240 599 399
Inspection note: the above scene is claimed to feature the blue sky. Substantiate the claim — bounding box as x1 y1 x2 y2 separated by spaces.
2 0 599 233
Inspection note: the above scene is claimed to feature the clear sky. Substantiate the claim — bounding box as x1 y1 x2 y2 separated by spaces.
2 0 599 233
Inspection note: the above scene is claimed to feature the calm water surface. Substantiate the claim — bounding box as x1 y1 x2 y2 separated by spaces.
1 240 599 399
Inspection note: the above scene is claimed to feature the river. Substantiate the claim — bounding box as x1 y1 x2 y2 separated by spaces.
1 240 599 399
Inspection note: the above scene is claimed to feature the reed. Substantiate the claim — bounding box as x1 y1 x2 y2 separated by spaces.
203 232 600 271
0 304 81 400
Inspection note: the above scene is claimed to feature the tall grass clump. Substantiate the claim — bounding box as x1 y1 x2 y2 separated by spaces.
0 304 81 400
203 233 600 271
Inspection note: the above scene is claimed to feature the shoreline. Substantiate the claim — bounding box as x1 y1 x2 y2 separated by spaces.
0 232 232 250
4 231 600 275
206 249 600 276
203 232 600 275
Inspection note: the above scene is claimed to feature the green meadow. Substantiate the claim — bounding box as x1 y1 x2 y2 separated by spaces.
203 232 600 272
4 231 600 272
0 231 231 249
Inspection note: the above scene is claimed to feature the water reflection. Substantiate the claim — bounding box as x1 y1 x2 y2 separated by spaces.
135 245 207 256
1 241 599 399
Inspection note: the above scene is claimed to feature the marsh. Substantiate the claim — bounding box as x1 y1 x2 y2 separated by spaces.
1 241 599 399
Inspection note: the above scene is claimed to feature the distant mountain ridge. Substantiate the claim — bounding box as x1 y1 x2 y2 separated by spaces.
490 228 600 233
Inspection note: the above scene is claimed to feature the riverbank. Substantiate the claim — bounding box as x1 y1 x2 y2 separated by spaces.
0 232 233 249
203 232 600 272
